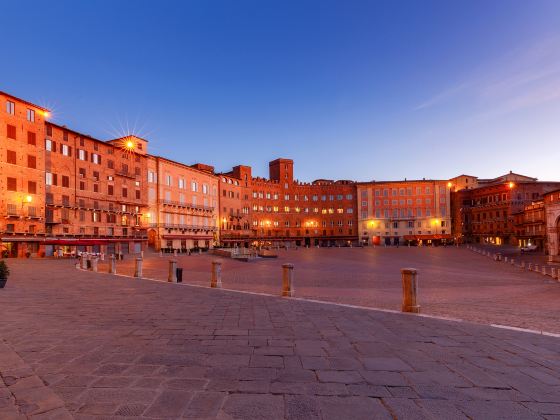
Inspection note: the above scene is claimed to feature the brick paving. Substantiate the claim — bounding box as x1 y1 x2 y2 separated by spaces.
99 246 560 334
0 259 559 418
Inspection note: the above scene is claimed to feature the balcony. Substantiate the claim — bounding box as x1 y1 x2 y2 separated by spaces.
115 170 136 179
162 200 214 212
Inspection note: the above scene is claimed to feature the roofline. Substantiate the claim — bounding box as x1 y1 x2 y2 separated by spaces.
356 179 449 185
47 122 115 146
0 90 50 112
109 135 149 143
149 155 219 178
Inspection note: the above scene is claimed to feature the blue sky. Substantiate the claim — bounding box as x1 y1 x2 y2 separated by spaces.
2 0 560 181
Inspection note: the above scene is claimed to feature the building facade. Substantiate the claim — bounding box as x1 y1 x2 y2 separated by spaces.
451 172 560 246
544 189 560 262
357 180 452 246
146 157 219 252
512 201 546 250
218 166 254 248
0 92 48 257
3 90 560 257
220 159 358 247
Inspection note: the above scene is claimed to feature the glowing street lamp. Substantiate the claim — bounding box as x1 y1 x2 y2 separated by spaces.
508 182 515 189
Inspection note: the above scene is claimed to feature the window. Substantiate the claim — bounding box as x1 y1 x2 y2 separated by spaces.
7 177 17 191
79 181 85 190
166 175 172 186
107 160 114 169
92 153 100 164
78 149 86 160
148 171 156 183
61 144 71 156
27 109 35 122
45 139 53 151
27 131 36 145
46 173 53 186
191 181 198 192
7 124 16 139
62 176 70 188
135 190 141 200
202 184 208 194
108 185 114 195
27 155 36 168
28 181 36 194
6 101 15 114
122 188 128 198
178 178 185 189
7 150 16 164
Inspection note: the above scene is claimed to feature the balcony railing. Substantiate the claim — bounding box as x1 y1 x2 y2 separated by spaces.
149 222 217 231
162 200 214 212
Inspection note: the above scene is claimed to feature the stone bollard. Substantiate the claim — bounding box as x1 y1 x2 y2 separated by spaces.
141 250 144 259
521 261 526 270
510 258 515 266
199 249 202 255
110 254 116 274
551 267 557 279
282 263 294 297
541 266 547 276
211 261 222 288
534 264 539 273
401 268 420 313
174 249 178 257
160 250 163 257
168 260 177 283
134 258 143 278
528 263 533 271
91 257 98 273
504 256 508 263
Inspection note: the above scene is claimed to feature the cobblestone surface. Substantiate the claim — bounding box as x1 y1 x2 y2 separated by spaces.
98 246 560 333
0 258 559 418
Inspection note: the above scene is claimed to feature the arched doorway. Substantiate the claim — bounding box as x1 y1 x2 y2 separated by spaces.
147 229 157 250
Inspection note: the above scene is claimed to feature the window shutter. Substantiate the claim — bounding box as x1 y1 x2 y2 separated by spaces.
52 141 57 152
84 151 88 160
53 174 58 186
68 146 72 157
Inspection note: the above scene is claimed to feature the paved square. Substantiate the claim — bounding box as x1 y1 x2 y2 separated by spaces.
0 257 559 418
103 247 560 334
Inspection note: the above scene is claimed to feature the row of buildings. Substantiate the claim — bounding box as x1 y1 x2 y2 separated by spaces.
2 91 560 262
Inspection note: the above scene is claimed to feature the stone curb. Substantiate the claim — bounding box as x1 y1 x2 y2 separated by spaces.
77 262 560 338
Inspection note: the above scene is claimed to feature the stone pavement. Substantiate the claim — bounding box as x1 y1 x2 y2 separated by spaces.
98 247 560 334
0 259 560 419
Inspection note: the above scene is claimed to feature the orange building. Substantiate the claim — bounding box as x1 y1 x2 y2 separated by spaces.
218 165 253 247
221 159 358 247
357 180 452 246
451 172 560 246
544 189 560 262
512 200 546 251
146 156 219 252
0 91 48 257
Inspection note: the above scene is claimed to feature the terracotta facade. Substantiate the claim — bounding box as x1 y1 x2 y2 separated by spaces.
451 172 560 246
146 156 219 252
357 180 452 246
544 189 560 262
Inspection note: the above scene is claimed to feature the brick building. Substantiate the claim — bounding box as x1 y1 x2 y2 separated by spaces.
146 157 219 252
544 189 560 262
451 172 560 245
512 201 546 250
218 166 253 247
0 92 48 257
221 159 358 247
357 180 452 246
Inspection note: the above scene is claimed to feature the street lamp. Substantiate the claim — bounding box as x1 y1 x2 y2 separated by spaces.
22 195 32 208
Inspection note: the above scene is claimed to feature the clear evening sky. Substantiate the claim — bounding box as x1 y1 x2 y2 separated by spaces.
2 0 559 182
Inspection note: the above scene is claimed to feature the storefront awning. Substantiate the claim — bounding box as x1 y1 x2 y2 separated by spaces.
403 234 453 240
162 235 213 240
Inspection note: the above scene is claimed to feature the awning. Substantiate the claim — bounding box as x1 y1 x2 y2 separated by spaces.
44 238 144 246
403 234 453 240
162 235 213 240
